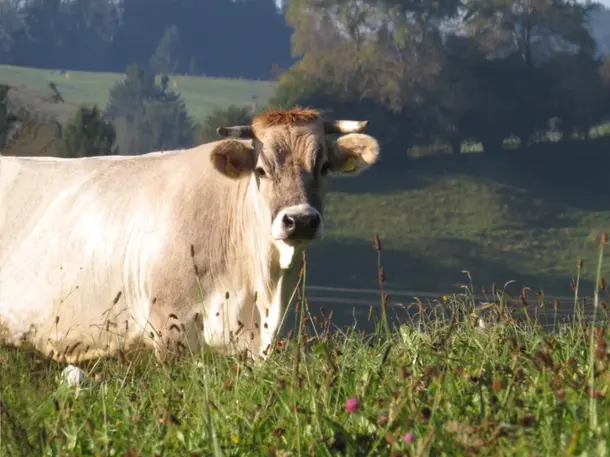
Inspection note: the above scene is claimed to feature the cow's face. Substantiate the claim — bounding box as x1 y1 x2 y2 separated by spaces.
211 108 380 255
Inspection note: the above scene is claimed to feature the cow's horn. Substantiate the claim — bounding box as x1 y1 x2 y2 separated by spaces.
323 120 369 134
216 125 254 139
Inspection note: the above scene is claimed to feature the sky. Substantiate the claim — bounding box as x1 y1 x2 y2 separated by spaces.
589 0 610 7
274 0 610 9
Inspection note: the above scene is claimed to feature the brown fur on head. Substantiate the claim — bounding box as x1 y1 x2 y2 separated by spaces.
252 107 321 128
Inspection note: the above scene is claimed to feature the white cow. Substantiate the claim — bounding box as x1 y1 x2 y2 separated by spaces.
0 107 380 364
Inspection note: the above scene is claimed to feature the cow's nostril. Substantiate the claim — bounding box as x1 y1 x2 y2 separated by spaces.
276 207 322 241
283 214 296 232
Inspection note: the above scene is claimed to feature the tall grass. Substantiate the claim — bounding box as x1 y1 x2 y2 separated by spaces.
1 234 610 456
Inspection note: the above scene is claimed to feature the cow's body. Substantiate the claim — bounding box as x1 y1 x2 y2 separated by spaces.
0 108 379 364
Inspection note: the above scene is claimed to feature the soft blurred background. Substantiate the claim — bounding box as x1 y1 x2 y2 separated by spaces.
2 0 610 301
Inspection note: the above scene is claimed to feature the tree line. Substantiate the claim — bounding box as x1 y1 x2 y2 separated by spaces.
268 0 610 159
2 0 610 162
0 0 294 80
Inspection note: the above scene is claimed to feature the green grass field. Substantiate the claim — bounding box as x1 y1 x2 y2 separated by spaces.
3 65 610 456
2 247 610 456
0 65 275 122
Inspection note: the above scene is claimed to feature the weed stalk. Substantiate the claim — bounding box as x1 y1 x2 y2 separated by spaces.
574 257 583 327
375 234 391 342
589 232 606 432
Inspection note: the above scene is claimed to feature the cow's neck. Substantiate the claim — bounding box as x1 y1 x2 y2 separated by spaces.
232 177 291 299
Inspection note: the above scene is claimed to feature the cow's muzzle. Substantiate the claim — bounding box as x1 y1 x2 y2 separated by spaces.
271 204 323 244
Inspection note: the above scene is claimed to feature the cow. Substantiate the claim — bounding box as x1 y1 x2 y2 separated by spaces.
0 107 380 366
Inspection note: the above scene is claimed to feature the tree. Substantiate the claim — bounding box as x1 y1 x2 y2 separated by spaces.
106 64 158 122
268 69 329 111
56 105 118 158
279 0 468 159
545 51 606 139
59 0 120 71
105 64 195 154
586 4 610 57
0 0 24 63
11 0 66 68
600 58 610 123
150 25 179 75
461 0 597 64
0 84 18 148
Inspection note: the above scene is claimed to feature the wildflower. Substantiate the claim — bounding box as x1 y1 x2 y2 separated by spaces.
442 296 448 302
116 420 121 426
232 436 239 444
492 379 503 392
345 397 360 413
403 432 415 444
377 415 388 426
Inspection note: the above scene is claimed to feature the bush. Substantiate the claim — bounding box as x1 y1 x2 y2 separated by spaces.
197 104 254 143
56 105 118 158
0 84 18 148
267 69 329 112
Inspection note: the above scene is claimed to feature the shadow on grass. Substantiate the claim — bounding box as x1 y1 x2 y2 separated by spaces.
338 137 610 214
295 237 595 332
306 238 586 292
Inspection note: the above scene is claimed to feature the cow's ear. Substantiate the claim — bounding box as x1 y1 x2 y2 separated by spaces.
328 133 380 176
210 139 255 179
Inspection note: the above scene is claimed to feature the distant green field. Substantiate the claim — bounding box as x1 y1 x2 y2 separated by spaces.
0 65 276 122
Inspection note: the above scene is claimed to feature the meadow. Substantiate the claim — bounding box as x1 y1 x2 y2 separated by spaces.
3 65 610 456
0 64 275 123
2 236 610 457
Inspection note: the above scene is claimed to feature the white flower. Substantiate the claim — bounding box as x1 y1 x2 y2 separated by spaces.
60 364 86 387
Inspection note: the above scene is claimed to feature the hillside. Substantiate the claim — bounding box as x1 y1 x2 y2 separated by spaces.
308 138 610 296
0 65 275 123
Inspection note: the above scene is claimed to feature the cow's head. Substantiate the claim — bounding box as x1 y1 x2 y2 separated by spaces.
210 108 379 266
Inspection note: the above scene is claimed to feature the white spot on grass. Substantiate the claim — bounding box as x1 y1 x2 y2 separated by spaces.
60 364 86 387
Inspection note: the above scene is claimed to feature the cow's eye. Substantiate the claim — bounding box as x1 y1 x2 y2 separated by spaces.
320 162 331 176
255 167 267 178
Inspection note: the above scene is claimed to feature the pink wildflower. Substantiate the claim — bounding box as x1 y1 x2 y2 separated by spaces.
403 432 415 444
345 397 360 413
